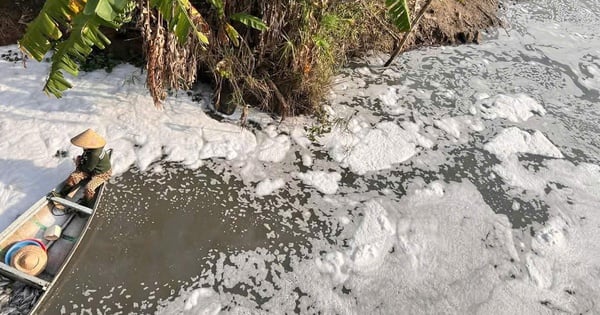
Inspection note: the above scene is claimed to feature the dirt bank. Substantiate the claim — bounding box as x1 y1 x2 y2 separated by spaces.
405 0 501 50
0 0 44 46
0 0 501 115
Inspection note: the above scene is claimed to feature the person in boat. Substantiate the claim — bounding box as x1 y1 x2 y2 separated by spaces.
52 129 112 207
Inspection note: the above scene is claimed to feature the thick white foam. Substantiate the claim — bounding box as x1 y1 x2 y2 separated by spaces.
479 94 547 122
296 171 341 195
485 127 564 159
321 119 434 175
255 178 285 196
0 47 265 229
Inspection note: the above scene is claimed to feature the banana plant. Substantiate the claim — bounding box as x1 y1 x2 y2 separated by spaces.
22 0 132 96
207 0 267 47
386 0 412 32
19 0 408 101
385 0 434 66
19 0 210 98
150 0 210 45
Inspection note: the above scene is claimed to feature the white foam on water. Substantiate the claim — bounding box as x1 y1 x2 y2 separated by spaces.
313 199 398 282
379 86 408 115
346 199 396 272
255 129 291 163
479 94 547 122
290 127 311 149
484 127 564 159
0 46 288 229
180 288 221 315
301 153 313 167
156 1 600 312
431 116 485 143
433 117 462 139
321 119 433 175
296 171 341 195
165 172 600 314
255 178 285 196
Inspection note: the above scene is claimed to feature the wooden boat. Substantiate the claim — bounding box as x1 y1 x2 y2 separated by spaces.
0 153 110 314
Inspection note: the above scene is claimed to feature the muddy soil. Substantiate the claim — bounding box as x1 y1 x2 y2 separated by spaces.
0 0 44 46
405 0 501 49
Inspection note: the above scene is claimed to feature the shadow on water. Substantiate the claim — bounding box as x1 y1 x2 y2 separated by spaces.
36 159 327 314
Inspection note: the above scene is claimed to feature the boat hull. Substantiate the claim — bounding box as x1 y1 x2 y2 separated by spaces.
0 178 107 314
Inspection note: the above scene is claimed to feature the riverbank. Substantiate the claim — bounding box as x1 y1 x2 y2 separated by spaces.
1 0 501 116
0 0 501 49
404 0 501 49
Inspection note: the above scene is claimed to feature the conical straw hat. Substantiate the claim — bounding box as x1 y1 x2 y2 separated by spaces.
11 245 48 276
70 129 106 149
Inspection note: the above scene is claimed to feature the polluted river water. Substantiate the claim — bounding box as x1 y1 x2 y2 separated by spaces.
35 161 321 313
0 0 599 313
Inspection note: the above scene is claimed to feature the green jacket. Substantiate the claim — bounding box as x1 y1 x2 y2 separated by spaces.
79 147 111 174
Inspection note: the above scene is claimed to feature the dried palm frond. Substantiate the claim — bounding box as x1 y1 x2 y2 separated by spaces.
138 0 204 108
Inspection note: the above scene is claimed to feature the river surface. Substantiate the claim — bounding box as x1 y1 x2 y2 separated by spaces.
38 0 600 313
